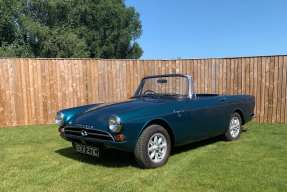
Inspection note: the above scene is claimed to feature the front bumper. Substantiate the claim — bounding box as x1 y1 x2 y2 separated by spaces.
60 133 136 152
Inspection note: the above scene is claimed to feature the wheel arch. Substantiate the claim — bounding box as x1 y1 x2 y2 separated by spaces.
230 108 245 125
137 118 176 147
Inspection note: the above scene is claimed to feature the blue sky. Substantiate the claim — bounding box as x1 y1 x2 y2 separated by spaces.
125 0 287 59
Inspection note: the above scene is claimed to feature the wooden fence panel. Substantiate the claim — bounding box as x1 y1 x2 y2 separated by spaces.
1 55 287 127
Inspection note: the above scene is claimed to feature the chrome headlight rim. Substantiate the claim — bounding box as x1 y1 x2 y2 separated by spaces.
55 112 64 126
109 114 122 133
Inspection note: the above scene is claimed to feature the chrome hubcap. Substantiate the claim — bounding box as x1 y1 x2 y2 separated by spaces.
230 117 240 138
148 133 167 163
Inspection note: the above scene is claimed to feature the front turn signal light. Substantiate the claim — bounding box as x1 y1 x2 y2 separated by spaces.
115 135 125 142
58 128 64 133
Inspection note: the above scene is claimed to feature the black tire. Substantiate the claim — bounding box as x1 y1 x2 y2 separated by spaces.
134 124 171 169
224 112 242 141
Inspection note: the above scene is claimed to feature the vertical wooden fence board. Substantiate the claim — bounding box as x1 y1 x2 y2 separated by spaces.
237 58 242 95
131 60 135 95
10 60 17 126
256 58 262 122
242 58 246 95
175 60 180 93
0 59 5 126
226 59 231 95
245 58 250 96
83 60 89 104
199 59 205 93
47 60 53 123
28 59 36 124
250 58 254 98
264 57 270 123
215 59 220 94
260 57 266 122
230 59 234 95
211 59 215 94
140 60 145 87
123 60 127 100
48 60 56 123
56 60 62 110
195 60 199 92
94 60 100 103
86 60 91 104
277 56 285 123
207 59 212 93
284 56 287 123
253 58 258 122
267 57 275 123
14 59 22 126
219 58 223 94
222 59 227 94
2 59 9 126
186 60 191 77
136 60 140 93
97 60 103 102
4 58 12 126
120 60 125 101
108 60 113 102
204 59 208 94
126 60 131 98
53 60 59 112
104 60 109 103
234 59 238 95
63 60 69 109
272 56 279 123
36 60 43 124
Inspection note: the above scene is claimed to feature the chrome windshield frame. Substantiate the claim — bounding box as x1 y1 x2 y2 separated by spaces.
132 74 196 99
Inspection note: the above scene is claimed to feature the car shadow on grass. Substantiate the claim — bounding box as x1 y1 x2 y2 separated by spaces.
171 135 223 156
171 128 248 155
55 147 138 168
55 130 248 168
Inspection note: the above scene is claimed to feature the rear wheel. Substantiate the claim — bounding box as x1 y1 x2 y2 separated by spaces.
134 124 171 169
224 112 242 141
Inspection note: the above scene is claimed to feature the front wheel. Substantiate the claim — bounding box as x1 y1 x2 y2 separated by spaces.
134 125 171 169
224 112 242 141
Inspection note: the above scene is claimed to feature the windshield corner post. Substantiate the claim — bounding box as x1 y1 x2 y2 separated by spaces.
190 77 196 99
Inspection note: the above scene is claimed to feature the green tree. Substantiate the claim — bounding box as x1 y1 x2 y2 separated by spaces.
0 0 143 58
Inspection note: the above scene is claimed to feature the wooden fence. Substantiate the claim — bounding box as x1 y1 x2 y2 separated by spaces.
0 56 287 127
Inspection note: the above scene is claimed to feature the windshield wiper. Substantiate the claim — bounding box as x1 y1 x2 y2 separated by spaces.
159 94 181 97
135 94 158 98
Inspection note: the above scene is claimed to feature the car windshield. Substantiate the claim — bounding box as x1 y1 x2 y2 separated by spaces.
133 76 191 97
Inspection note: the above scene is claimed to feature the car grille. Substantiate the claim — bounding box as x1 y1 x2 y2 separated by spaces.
64 127 114 141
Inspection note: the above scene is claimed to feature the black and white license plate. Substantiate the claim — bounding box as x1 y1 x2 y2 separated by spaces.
74 143 99 157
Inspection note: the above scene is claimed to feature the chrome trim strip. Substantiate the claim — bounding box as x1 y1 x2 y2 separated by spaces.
63 133 115 142
86 132 111 137
65 130 81 133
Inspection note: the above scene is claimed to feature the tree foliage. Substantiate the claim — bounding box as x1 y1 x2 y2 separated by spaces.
0 0 143 58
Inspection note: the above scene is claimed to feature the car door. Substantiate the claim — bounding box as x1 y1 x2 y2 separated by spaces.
186 96 227 142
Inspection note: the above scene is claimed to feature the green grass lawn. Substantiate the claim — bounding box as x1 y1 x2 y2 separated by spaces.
0 123 286 192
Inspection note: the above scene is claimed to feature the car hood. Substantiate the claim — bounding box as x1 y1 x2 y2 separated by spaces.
69 98 175 129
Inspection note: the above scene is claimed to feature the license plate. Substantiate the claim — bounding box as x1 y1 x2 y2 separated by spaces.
74 143 99 157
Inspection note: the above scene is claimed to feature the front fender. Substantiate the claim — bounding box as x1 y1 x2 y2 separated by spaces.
137 117 174 141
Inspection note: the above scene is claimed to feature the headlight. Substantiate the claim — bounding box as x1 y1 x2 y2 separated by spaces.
55 112 64 126
109 115 121 133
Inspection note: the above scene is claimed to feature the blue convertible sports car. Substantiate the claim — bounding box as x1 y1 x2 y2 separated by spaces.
56 74 255 168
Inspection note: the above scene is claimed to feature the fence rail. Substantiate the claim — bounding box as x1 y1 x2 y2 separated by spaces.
0 56 287 127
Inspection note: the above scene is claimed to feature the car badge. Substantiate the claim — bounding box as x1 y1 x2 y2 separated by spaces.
81 130 88 137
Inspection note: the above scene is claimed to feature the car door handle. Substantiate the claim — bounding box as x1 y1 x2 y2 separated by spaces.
219 98 226 101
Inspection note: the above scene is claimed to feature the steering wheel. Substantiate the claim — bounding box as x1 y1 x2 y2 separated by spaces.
143 90 156 95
